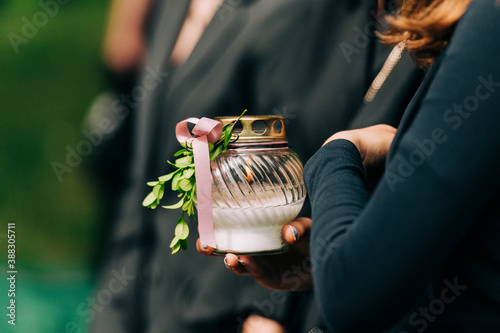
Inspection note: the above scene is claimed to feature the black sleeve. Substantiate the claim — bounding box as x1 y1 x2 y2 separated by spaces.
304 0 500 331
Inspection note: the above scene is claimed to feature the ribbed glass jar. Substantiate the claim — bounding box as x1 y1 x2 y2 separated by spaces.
210 115 306 255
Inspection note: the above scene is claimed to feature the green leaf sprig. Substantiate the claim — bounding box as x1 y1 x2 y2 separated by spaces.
142 110 246 254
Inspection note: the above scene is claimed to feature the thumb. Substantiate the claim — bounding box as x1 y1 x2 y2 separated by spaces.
282 217 312 244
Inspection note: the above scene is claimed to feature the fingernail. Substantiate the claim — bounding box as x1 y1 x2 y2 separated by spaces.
201 243 208 249
224 256 231 268
288 225 298 241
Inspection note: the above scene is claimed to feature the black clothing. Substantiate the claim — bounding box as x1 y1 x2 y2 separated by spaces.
304 0 500 331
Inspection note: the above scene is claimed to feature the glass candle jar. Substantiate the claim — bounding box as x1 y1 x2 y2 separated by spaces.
210 115 306 255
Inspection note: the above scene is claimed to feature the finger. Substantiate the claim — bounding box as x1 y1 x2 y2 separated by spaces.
224 254 249 275
377 124 397 134
282 217 312 244
236 255 270 282
196 238 216 256
242 315 286 333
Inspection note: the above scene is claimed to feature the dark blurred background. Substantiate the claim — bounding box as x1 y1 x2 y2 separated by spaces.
0 1 111 331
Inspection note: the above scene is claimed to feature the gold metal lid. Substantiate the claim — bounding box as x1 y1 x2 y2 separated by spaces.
214 115 287 142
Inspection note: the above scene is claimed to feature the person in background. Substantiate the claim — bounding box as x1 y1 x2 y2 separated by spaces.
220 0 500 332
83 0 157 269
91 0 424 332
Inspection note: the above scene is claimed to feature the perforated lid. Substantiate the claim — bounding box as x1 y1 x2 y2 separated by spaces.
214 115 287 142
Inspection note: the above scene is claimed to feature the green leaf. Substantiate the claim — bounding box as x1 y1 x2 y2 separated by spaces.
174 149 187 157
235 109 247 123
147 181 159 187
208 142 214 152
191 189 197 204
175 217 190 240
179 178 192 191
180 238 188 251
159 171 176 182
162 198 184 209
175 155 193 168
170 236 180 248
210 144 225 161
171 241 181 254
223 126 233 147
171 172 184 191
222 109 246 147
183 168 195 179
142 191 157 207
152 184 164 199
181 199 192 212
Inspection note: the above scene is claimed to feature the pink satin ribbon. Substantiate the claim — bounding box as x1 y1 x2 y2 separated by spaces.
175 117 222 247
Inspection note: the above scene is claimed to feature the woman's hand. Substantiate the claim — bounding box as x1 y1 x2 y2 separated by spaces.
196 217 313 291
323 124 397 169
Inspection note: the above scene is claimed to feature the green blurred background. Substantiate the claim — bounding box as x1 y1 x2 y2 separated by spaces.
0 1 112 331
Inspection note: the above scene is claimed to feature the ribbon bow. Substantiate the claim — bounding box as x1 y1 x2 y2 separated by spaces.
175 117 222 248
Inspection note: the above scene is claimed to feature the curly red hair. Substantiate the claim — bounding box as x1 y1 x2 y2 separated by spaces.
380 0 472 68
